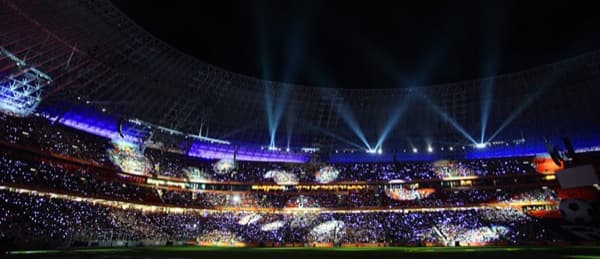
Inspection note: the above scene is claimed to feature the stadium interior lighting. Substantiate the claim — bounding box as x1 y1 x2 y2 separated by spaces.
258 13 286 152
232 194 241 204
480 78 494 144
308 125 364 150
301 147 320 153
262 92 277 147
374 94 411 150
366 148 383 155
189 142 309 163
479 56 499 144
415 91 477 145
335 102 372 150
260 5 308 153
427 146 433 153
412 148 418 153
0 48 52 117
486 66 568 143
285 118 294 153
126 118 230 145
311 70 372 150
47 115 139 143
475 143 487 149
449 146 454 151
274 5 308 125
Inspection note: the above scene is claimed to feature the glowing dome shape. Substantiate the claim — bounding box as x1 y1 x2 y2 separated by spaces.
433 160 473 178
264 169 298 185
0 58 52 117
213 159 236 175
260 220 285 231
238 214 262 225
384 186 419 200
384 185 435 201
315 166 339 183
107 140 152 175
289 213 317 229
308 220 345 243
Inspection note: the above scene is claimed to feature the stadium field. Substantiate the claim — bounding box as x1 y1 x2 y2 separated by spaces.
6 246 600 259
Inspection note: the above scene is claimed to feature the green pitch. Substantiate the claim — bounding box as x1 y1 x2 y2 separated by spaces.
6 246 600 259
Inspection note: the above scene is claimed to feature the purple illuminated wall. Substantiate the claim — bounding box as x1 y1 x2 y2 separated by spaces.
40 105 598 164
187 142 310 163
42 105 310 163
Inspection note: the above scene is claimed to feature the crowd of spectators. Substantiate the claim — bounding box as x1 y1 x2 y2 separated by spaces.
1 115 538 185
0 191 560 250
0 114 111 165
0 149 557 210
0 115 570 251
0 152 160 203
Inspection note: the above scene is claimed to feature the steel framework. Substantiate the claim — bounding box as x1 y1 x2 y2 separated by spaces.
1 0 599 152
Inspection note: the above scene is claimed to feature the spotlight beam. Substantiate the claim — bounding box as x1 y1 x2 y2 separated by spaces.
349 28 453 150
304 124 365 150
479 2 506 143
485 85 543 143
270 85 291 147
480 77 495 143
264 4 313 149
264 85 276 147
256 4 279 148
335 103 372 149
486 65 569 143
416 90 478 145
285 108 297 151
374 94 411 150
308 65 372 150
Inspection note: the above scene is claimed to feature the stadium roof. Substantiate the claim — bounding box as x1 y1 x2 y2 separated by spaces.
113 0 600 90
1 0 599 153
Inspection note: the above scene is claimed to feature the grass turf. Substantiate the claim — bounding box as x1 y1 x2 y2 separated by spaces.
6 246 600 259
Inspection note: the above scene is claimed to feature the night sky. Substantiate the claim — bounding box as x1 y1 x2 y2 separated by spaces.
112 0 600 89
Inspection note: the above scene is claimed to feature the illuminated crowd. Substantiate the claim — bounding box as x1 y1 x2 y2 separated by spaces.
0 190 559 250
0 115 537 185
0 150 558 209
0 114 565 250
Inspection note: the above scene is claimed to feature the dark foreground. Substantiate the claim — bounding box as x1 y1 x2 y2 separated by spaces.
5 246 600 259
